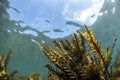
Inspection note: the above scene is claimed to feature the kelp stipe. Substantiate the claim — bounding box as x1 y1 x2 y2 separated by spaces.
36 25 115 80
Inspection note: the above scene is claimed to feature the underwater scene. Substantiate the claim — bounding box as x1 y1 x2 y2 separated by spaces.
1 0 120 80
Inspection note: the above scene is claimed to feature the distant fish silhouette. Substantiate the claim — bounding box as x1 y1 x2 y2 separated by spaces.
45 20 50 23
66 21 82 27
53 29 64 32
111 33 117 50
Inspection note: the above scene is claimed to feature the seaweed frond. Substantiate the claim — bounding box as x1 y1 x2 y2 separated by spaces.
0 50 17 80
112 49 120 79
27 73 42 80
36 25 113 80
83 25 112 79
46 74 60 80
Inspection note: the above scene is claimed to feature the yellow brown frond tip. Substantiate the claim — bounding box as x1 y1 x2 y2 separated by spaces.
36 25 117 80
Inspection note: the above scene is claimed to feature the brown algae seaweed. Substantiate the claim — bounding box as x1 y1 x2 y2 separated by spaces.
36 25 115 80
1 25 120 80
0 50 17 80
0 50 43 80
